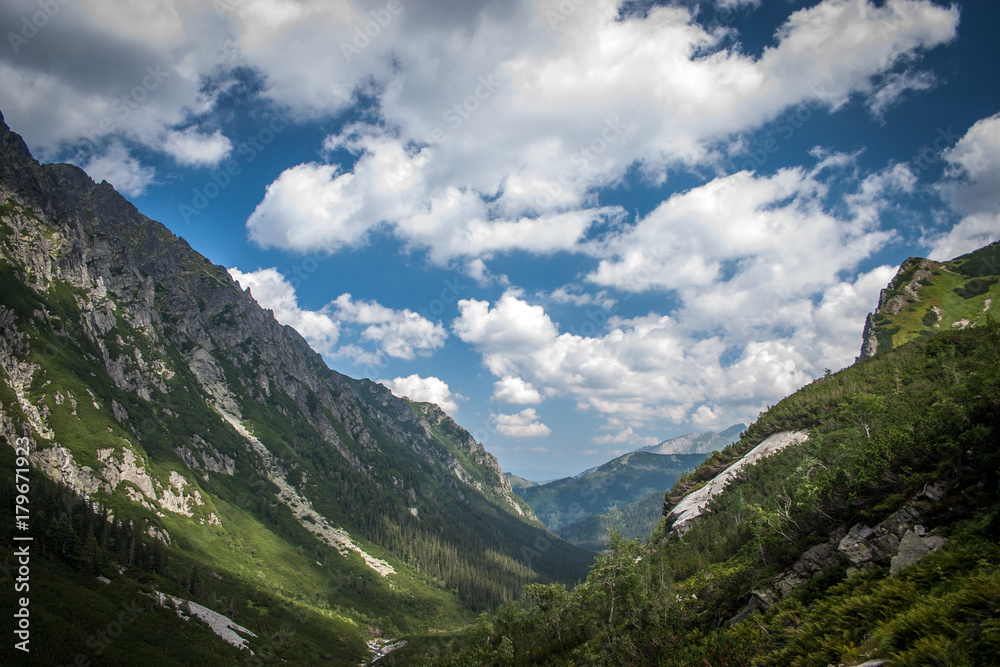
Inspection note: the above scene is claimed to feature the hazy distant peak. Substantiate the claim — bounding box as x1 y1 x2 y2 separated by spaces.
638 424 746 456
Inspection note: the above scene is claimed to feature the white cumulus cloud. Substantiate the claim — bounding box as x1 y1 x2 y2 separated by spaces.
379 374 459 414
333 294 446 360
927 113 1000 260
237 0 957 268
80 141 155 197
228 267 448 366
493 408 551 438
492 376 543 405
247 162 374 252
162 128 233 167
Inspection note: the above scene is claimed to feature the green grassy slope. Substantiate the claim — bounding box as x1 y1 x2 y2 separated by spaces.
864 242 1000 355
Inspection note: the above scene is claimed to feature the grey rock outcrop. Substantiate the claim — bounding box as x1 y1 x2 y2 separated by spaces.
734 487 950 624
668 431 810 534
891 529 946 575
859 312 879 360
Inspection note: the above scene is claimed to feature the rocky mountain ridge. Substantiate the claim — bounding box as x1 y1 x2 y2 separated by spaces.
0 108 527 528
0 109 593 663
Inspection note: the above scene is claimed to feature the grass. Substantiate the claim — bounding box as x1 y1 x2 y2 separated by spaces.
872 250 1000 352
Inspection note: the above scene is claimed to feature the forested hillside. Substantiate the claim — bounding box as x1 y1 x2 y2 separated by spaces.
555 491 669 552
426 250 1000 666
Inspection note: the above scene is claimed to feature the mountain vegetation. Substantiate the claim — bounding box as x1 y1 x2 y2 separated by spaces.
426 243 1000 666
555 490 669 552
0 111 592 665
3 100 998 666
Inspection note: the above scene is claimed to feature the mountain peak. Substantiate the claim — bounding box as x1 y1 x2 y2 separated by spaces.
638 424 745 456
859 243 1000 360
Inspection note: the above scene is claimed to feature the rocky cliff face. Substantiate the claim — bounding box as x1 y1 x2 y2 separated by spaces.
0 109 590 630
858 258 941 360
730 475 956 626
859 248 999 360
0 109 522 514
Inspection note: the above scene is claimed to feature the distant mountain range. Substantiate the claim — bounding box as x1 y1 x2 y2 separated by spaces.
513 451 710 536
536 425 746 549
637 422 746 456
511 425 745 549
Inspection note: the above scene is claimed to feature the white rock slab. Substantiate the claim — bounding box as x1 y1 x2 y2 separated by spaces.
670 431 810 533
154 591 257 653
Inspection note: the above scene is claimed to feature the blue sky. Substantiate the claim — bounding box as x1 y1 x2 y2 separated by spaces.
2 0 999 478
